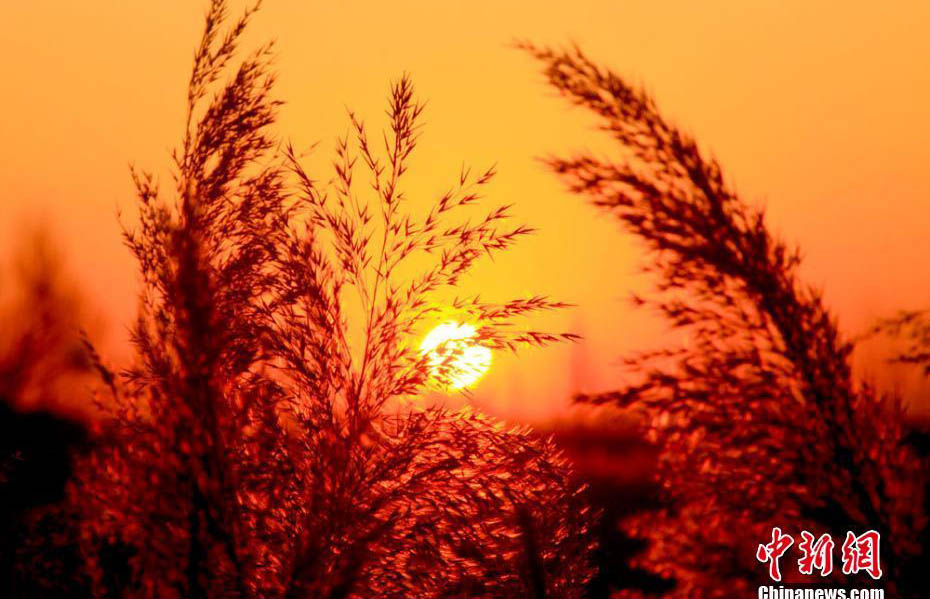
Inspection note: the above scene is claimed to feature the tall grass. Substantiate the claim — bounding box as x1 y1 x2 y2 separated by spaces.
73 3 592 598
523 42 928 598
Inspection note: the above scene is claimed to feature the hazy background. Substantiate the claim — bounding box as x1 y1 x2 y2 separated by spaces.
2 0 928 423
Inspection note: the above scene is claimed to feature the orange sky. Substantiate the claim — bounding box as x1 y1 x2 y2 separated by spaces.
2 1 929 423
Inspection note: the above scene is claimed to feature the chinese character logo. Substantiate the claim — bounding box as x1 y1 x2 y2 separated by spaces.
797 531 834 576
757 528 882 581
841 530 882 580
756 527 794 582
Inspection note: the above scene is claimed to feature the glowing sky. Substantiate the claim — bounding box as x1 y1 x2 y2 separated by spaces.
2 1 929 422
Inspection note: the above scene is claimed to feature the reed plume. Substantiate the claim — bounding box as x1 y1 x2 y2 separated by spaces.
523 42 927 598
75 4 592 598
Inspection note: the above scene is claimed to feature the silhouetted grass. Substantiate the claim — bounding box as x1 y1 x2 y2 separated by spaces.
68 3 593 599
523 42 928 599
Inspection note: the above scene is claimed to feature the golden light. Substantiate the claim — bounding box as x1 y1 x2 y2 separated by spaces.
419 322 492 391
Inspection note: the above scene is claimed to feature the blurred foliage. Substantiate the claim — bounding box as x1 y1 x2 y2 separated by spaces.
0 232 94 598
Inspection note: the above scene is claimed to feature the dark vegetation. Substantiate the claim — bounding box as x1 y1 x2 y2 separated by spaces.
74 2 593 597
523 43 929 598
0 234 95 598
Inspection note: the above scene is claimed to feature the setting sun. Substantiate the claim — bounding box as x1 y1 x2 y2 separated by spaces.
419 322 493 391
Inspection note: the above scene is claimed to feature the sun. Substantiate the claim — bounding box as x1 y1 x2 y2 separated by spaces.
419 322 492 391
